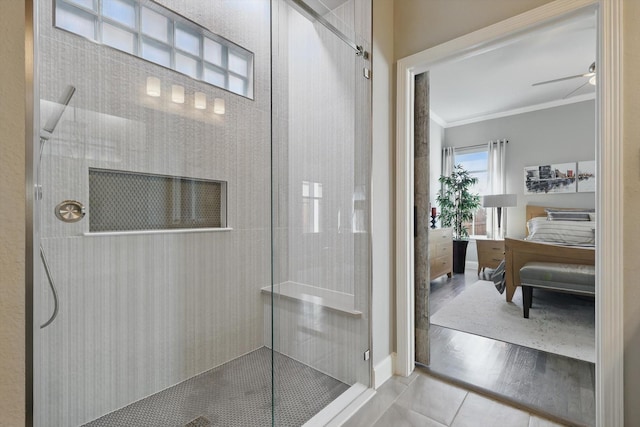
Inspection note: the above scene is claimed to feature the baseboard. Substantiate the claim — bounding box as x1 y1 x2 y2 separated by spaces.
373 353 396 389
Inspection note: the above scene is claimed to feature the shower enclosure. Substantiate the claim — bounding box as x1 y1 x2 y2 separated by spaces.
30 0 371 425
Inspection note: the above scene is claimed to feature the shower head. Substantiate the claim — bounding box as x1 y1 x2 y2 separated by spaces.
41 85 76 140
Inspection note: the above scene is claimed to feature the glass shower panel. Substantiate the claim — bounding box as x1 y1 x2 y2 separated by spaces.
270 0 372 424
34 1 273 426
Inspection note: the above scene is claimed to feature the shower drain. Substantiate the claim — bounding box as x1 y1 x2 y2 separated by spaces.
184 416 211 427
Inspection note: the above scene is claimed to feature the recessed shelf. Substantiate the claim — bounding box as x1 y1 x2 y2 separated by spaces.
89 168 227 233
83 227 233 237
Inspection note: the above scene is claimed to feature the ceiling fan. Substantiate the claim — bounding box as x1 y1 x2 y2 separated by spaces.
532 62 596 98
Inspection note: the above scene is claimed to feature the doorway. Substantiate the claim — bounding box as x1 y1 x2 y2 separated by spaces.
394 0 623 426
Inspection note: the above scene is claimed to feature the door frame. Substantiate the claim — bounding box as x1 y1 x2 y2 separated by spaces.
394 0 623 425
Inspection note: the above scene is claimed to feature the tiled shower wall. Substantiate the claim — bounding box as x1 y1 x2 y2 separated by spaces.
268 0 372 387
36 1 271 425
286 4 357 296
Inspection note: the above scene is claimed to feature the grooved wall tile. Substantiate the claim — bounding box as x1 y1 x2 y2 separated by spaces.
285 6 358 295
235 109 271 230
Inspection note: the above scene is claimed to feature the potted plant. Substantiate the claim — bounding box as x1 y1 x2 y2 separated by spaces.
436 164 481 273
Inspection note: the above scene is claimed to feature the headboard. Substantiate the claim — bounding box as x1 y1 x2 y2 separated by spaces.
524 205 594 235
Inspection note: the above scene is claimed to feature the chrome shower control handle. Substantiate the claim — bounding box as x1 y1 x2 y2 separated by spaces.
55 200 85 223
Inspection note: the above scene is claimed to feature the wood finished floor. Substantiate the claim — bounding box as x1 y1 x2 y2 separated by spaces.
427 269 595 427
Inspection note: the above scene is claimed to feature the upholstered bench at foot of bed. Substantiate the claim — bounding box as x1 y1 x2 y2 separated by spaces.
519 262 595 319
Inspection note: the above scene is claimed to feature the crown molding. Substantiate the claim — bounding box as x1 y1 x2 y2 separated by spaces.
428 110 447 128
433 92 595 129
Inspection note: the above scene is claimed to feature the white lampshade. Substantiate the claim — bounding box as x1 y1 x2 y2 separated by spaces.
171 85 185 103
482 194 517 208
146 77 161 97
213 97 225 115
483 194 516 239
194 92 207 109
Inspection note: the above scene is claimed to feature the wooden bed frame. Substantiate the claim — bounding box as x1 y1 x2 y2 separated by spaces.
503 205 596 302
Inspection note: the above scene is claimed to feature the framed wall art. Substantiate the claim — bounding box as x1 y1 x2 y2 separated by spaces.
524 162 577 194
577 160 596 193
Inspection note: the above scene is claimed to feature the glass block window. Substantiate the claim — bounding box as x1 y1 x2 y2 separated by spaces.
89 168 227 232
54 0 254 98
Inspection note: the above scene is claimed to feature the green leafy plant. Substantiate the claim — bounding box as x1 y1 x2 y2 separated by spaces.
437 164 481 239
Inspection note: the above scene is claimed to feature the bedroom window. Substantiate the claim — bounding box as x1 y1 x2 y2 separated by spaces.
455 146 489 237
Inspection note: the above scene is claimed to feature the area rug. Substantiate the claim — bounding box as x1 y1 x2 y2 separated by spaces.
430 280 595 362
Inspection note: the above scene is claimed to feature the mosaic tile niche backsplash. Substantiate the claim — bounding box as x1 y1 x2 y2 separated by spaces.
88 168 226 232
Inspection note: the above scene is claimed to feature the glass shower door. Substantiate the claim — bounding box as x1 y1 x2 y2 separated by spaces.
270 0 372 424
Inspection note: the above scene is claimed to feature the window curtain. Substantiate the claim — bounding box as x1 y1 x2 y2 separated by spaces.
440 147 455 213
442 147 455 178
488 139 507 193
487 139 508 237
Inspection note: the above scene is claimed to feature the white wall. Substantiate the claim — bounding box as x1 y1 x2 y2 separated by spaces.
372 0 395 370
444 100 596 239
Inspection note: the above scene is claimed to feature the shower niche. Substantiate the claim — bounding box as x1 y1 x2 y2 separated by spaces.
88 168 227 233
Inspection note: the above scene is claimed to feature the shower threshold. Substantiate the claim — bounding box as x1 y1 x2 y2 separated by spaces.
83 347 349 427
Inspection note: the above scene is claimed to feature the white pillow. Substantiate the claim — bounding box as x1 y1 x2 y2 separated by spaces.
526 217 595 246
546 211 591 221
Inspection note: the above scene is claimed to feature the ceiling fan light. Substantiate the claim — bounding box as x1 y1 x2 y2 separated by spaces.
589 75 596 86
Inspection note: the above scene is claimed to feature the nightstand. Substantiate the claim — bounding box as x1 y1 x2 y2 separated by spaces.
476 239 505 275
429 228 453 280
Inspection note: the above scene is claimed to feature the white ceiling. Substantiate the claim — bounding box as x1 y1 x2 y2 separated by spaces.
429 9 597 128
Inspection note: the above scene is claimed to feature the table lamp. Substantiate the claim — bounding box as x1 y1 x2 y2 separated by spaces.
482 194 517 239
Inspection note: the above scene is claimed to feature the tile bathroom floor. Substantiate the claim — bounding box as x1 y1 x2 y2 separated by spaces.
344 370 571 427
83 347 348 427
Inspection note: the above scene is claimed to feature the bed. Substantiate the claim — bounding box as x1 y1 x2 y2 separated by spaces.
503 205 596 302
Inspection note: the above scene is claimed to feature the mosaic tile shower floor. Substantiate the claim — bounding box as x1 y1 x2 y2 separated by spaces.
84 347 349 427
